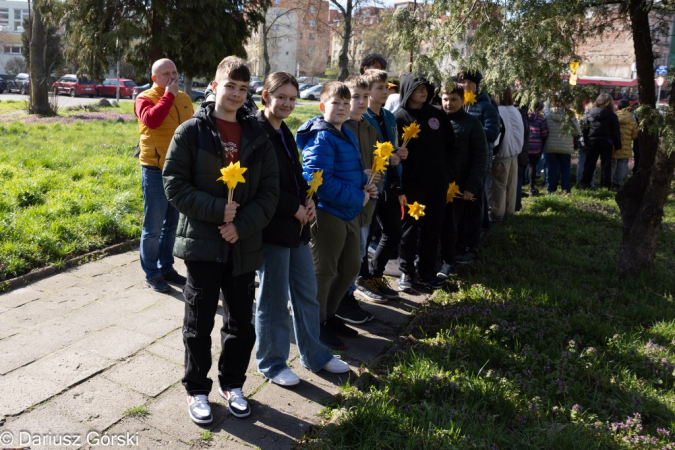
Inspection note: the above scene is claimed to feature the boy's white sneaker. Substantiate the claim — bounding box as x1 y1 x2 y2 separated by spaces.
268 368 300 386
219 387 251 418
187 394 213 424
322 355 349 373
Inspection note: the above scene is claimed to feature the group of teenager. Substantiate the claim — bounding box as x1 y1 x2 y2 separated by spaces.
134 52 635 426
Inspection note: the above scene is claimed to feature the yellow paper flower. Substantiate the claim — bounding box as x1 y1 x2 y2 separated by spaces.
372 155 389 174
374 141 395 160
464 91 477 105
402 121 421 143
407 201 426 220
446 182 463 203
306 170 324 199
216 161 247 189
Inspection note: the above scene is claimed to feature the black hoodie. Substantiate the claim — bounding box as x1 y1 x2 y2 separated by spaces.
395 73 455 189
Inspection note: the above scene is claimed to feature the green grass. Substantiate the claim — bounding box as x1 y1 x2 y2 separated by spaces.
0 100 27 114
0 116 141 282
123 405 149 418
304 189 675 450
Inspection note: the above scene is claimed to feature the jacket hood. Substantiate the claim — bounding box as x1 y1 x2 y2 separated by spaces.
296 116 345 150
589 107 614 121
399 72 434 109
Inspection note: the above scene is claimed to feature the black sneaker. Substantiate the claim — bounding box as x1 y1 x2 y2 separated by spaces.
162 270 187 286
398 273 413 292
454 248 477 264
218 387 250 418
319 320 345 350
371 277 399 299
417 276 447 290
355 277 387 303
437 263 452 280
335 293 374 323
146 276 171 292
327 316 358 337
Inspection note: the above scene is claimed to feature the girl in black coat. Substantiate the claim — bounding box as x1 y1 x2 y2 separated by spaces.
255 72 348 387
580 94 622 189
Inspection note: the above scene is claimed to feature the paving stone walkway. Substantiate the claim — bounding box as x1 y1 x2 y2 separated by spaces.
0 249 431 449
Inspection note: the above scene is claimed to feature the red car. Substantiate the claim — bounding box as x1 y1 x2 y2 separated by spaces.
52 74 97 97
96 78 136 99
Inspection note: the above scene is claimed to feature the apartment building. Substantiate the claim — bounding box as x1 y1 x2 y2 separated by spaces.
246 0 330 77
0 0 30 76
328 6 385 71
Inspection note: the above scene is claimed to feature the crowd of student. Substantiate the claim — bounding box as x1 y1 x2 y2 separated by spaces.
135 53 639 426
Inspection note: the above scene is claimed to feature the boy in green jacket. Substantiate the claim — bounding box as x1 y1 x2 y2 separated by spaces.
163 56 279 424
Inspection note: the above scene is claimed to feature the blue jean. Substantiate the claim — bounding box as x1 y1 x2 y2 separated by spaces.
255 242 333 378
140 166 178 281
545 153 571 193
347 225 370 295
611 158 629 187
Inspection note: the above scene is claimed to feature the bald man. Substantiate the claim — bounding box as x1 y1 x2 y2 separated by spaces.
135 58 194 292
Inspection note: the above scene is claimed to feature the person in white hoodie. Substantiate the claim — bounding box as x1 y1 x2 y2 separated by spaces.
489 87 524 221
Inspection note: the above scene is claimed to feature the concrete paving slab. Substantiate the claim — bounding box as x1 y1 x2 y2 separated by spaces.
100 251 140 267
66 300 135 331
253 381 328 421
0 316 28 340
73 325 156 361
98 286 165 313
146 341 184 365
25 347 113 387
118 303 182 338
75 272 138 295
336 332 394 365
66 261 114 278
361 298 418 326
2 403 93 450
105 417 191 449
31 273 82 293
49 377 148 431
0 317 94 375
0 286 43 308
103 351 182 398
0 372 63 416
156 329 184 351
0 299 71 328
42 285 103 310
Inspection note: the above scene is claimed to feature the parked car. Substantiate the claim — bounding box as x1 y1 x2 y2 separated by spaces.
132 83 150 100
0 79 7 94
189 89 206 103
96 78 137 98
52 74 96 97
298 84 315 92
300 84 322 100
6 73 30 94
249 80 263 93
255 85 264 95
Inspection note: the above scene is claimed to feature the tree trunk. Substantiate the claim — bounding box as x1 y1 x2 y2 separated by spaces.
615 0 675 275
184 75 192 96
262 22 271 76
337 1 352 81
29 4 49 115
149 6 163 62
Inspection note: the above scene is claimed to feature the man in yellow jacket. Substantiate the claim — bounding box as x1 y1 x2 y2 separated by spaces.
135 58 194 292
612 99 638 190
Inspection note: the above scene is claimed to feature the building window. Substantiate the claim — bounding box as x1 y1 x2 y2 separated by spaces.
274 0 280 3
309 20 316 27
311 6 317 13
274 24 280 31
0 9 8 31
299 32 303 39
309 33 314 40
308 46 313 54
273 11 280 18
3 45 22 54
286 51 289 55
13 9 28 32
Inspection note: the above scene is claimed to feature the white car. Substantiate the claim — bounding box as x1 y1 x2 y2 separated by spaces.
300 84 322 100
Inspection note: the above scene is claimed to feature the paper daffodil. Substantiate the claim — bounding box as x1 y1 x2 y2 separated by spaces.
401 121 421 147
446 182 463 203
372 155 389 174
306 170 323 199
374 141 395 160
464 91 477 105
407 201 426 220
217 161 247 189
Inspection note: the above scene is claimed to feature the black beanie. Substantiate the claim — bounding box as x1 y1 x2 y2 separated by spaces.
457 70 483 90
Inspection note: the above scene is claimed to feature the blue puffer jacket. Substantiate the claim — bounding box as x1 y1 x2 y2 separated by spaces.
465 92 500 152
363 107 403 188
297 116 367 221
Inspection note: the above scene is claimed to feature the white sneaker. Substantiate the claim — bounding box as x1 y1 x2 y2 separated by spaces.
322 355 349 373
218 387 251 418
187 394 213 424
268 367 300 386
